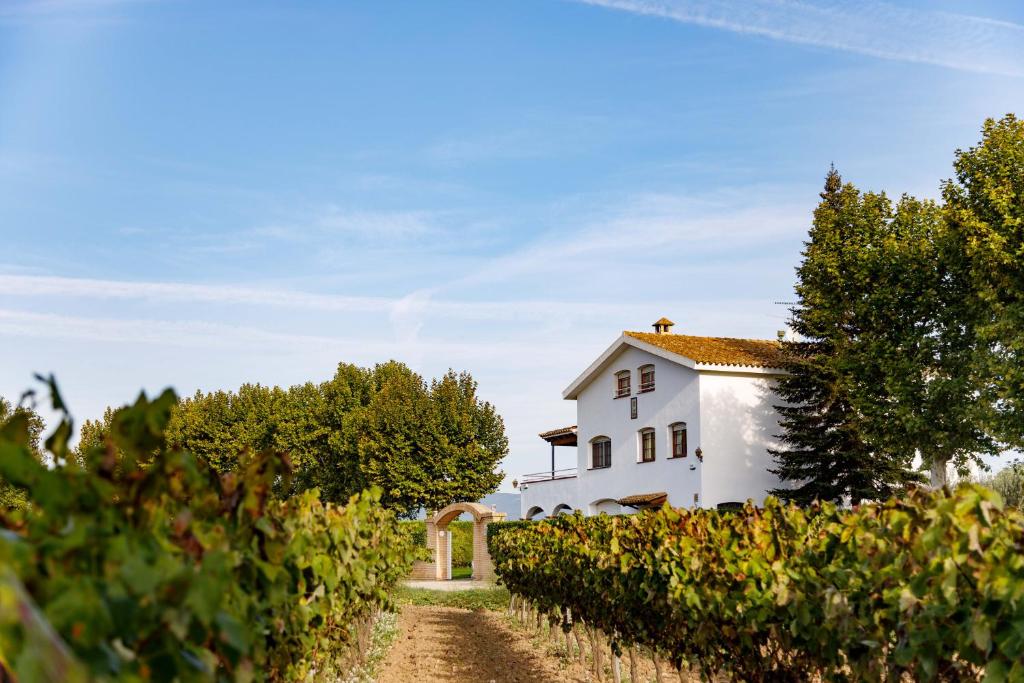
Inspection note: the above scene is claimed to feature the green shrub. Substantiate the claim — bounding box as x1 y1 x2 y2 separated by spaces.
448 519 473 568
489 488 1024 682
400 520 427 547
396 585 509 611
0 380 413 681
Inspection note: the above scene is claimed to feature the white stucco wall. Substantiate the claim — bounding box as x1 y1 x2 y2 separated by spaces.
520 345 788 518
519 475 581 519
698 371 784 508
572 346 702 511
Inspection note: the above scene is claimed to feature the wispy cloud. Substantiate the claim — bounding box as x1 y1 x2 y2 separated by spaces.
0 273 687 321
574 0 1024 77
437 188 809 289
0 307 593 366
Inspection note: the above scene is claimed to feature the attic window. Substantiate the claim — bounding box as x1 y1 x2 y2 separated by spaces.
615 370 631 398
639 364 655 393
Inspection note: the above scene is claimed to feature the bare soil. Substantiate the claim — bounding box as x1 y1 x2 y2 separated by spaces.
376 605 698 683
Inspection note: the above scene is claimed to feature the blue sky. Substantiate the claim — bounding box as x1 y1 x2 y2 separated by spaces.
1 0 1022 487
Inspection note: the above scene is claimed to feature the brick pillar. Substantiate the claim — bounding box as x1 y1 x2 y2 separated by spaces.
471 520 486 580
434 527 450 580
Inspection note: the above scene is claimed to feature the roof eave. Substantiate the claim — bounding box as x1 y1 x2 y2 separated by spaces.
693 362 787 375
562 333 697 400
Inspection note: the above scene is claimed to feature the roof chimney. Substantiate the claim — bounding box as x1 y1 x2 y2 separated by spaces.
652 317 675 335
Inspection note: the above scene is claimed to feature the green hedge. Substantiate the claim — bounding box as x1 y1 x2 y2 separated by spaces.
0 383 414 682
488 488 1024 682
485 519 535 548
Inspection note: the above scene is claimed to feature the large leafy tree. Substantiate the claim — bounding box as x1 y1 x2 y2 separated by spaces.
944 114 1024 449
306 363 507 516
352 365 506 515
845 194 998 486
132 361 507 517
770 169 921 504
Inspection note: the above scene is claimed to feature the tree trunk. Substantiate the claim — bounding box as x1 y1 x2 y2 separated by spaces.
574 624 586 663
930 455 949 489
589 626 600 680
629 647 639 683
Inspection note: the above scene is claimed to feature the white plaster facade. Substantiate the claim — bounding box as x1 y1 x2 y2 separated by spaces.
520 325 786 518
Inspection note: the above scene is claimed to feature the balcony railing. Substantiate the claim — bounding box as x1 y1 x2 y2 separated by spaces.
520 467 578 485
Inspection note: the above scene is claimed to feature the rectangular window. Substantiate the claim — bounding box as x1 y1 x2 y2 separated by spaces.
592 440 611 469
641 430 655 462
616 373 631 398
672 425 687 458
639 366 655 392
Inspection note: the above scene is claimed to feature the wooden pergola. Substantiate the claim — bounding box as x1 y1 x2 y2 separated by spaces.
538 425 577 477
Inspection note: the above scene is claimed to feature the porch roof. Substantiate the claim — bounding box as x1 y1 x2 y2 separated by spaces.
539 425 578 447
616 491 668 508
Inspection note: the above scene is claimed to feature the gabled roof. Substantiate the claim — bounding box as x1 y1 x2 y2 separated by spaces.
624 331 785 369
562 330 786 399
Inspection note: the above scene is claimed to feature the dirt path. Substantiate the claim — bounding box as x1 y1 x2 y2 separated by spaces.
376 605 698 683
376 605 588 682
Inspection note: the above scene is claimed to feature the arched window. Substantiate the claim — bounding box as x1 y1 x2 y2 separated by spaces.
638 427 656 462
591 436 611 469
639 364 655 392
670 422 687 458
615 370 631 398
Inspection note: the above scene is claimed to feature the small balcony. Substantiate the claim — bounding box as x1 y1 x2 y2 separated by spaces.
520 467 578 485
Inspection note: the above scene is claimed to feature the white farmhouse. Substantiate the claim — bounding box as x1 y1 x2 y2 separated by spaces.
518 318 788 518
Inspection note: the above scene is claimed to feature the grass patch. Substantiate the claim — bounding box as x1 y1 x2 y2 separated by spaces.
451 566 472 580
396 585 510 611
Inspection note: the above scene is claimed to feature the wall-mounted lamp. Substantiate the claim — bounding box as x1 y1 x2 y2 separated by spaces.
695 447 703 462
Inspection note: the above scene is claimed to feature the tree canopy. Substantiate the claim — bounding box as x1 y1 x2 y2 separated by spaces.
774 114 1023 499
0 396 45 510
944 114 1024 448
79 361 507 517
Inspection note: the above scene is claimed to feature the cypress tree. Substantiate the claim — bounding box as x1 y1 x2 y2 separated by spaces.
770 169 921 504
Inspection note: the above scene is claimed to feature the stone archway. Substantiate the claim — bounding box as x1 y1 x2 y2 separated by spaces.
410 502 506 581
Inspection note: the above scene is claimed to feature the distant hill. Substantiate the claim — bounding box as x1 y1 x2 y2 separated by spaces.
478 492 521 520
413 492 521 520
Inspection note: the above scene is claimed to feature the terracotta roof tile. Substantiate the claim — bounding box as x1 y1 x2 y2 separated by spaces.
538 425 577 439
625 331 785 369
617 492 668 507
